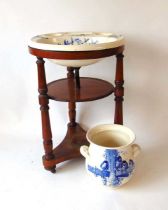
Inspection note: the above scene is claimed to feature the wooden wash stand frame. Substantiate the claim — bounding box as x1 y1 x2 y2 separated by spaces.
28 45 124 173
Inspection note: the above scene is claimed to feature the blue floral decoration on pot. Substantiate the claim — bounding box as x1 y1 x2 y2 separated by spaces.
88 149 135 186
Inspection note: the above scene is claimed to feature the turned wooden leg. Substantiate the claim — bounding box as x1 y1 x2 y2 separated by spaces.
68 102 76 127
67 67 77 127
75 68 81 89
114 53 124 125
36 57 56 173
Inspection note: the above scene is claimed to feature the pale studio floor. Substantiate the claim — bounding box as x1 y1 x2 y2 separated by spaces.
0 131 168 210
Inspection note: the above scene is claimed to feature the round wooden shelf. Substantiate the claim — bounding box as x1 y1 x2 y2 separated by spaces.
47 77 114 102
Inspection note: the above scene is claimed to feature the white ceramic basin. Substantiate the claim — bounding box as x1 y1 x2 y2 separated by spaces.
29 32 124 67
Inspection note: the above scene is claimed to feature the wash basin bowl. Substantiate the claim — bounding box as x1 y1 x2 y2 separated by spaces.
28 32 125 67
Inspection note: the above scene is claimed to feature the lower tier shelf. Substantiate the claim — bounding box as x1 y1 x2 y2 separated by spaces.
47 77 114 102
42 123 89 170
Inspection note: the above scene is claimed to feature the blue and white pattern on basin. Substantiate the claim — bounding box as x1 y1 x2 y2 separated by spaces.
88 149 135 186
63 37 98 45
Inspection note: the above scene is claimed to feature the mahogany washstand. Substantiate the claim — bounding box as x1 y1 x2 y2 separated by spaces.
28 44 124 173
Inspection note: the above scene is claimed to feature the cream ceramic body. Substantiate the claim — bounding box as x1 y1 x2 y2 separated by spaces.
29 32 124 67
48 58 102 67
80 124 140 188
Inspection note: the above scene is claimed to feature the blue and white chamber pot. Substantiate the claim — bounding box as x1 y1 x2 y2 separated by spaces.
80 124 141 188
